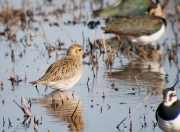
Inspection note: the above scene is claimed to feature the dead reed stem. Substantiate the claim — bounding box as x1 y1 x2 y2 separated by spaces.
101 34 110 62
22 95 38 131
116 95 148 129
59 26 74 44
129 51 149 65
138 80 153 94
135 76 140 88
13 100 28 116
39 23 51 50
0 67 13 78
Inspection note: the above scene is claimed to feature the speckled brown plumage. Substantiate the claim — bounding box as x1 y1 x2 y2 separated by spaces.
30 44 84 90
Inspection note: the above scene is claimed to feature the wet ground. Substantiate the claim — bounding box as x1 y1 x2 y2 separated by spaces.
0 0 180 132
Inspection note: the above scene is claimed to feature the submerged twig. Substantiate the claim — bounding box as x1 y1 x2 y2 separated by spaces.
137 115 144 128
8 118 12 127
116 95 148 129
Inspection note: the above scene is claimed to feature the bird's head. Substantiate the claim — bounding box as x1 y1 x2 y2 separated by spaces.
148 0 163 17
162 88 178 107
67 44 84 57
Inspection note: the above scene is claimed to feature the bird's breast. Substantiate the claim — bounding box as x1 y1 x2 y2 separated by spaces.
157 112 180 132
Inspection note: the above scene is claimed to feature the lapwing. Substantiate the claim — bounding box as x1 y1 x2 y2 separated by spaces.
156 88 180 132
101 1 166 46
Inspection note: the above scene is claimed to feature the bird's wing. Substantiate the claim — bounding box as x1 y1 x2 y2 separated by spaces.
93 0 122 18
117 0 153 17
93 0 153 18
37 56 82 83
102 15 163 37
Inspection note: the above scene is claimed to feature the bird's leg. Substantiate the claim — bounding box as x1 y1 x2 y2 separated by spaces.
56 89 61 92
150 41 158 50
126 39 134 52
35 85 39 93
117 36 121 41
59 88 68 92
117 36 124 52
44 86 48 93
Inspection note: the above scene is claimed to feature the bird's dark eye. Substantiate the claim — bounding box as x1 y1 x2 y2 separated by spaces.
79 49 82 51
170 93 175 97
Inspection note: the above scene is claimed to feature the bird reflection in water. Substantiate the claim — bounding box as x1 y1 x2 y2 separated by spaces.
32 90 84 131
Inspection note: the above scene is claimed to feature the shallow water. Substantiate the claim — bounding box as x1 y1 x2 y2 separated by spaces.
0 0 180 132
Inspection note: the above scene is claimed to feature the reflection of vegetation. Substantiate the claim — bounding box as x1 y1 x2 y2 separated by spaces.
107 49 166 93
109 62 165 91
95 35 169 94
33 91 84 131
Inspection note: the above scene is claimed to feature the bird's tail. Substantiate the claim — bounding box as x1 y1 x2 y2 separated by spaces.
101 27 111 33
92 9 102 18
29 81 38 86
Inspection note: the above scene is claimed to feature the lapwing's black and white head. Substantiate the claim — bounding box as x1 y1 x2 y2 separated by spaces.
162 88 178 107
156 88 180 132
148 0 163 17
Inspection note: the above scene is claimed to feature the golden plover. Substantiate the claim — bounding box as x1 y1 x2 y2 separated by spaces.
30 44 84 91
